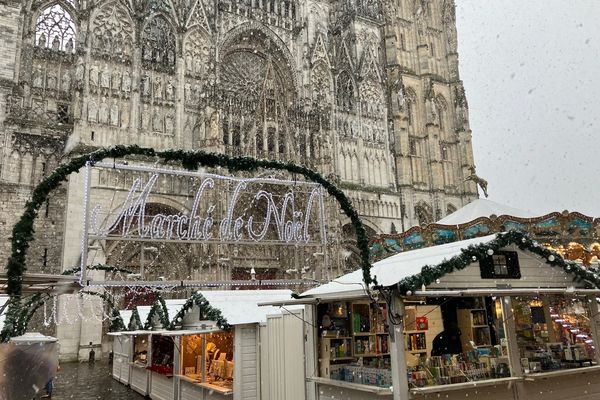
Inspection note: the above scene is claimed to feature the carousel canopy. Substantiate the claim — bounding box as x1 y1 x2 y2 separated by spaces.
301 234 500 298
437 198 535 225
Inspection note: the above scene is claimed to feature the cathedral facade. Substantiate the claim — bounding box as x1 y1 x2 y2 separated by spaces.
0 0 477 358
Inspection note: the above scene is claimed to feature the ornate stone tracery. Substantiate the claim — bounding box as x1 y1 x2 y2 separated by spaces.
91 1 134 60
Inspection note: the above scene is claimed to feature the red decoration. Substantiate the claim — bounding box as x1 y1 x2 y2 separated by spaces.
416 316 428 330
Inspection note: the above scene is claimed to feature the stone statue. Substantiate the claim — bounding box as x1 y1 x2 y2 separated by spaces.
154 76 162 99
89 64 99 88
99 97 109 124
65 37 74 53
33 66 44 88
121 103 130 128
109 99 119 126
51 35 60 51
464 165 488 198
141 104 150 129
122 71 131 92
425 97 438 125
47 70 57 89
153 108 163 131
141 74 150 96
166 79 174 100
184 82 192 102
111 70 121 91
38 33 46 47
75 60 84 84
88 99 98 122
61 71 71 92
100 65 111 89
165 113 174 133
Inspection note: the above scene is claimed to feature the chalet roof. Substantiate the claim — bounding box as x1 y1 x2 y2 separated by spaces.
437 198 535 225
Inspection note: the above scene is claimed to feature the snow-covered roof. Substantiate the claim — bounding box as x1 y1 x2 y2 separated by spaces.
437 198 535 225
164 299 187 320
137 305 152 325
197 290 295 325
10 332 58 343
301 234 500 298
119 309 133 326
0 296 8 331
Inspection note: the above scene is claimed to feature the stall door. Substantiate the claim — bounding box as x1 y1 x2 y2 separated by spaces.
261 310 305 400
234 325 259 400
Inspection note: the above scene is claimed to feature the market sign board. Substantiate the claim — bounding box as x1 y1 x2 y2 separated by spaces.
81 162 327 286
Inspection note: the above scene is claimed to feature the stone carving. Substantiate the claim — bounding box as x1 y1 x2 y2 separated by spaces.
92 2 134 58
110 99 119 126
99 97 109 124
89 64 99 89
154 76 163 99
75 60 85 84
33 66 44 88
165 113 174 133
121 103 130 128
141 74 150 96
65 37 74 53
38 33 46 47
166 79 174 100
51 35 60 51
88 99 98 122
111 70 121 91
184 29 211 77
100 65 111 89
122 71 131 92
47 70 57 89
142 16 176 68
61 71 71 92
153 108 163 132
141 104 150 129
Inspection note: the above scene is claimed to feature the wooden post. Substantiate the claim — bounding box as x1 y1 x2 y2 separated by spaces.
586 295 600 364
389 293 410 400
501 296 523 377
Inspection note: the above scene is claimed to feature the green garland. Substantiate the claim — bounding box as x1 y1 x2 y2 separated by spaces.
128 307 144 331
169 292 230 331
61 264 134 276
144 297 171 330
1 144 372 342
395 230 600 295
13 293 50 337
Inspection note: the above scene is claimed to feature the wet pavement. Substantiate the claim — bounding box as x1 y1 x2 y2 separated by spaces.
50 361 145 399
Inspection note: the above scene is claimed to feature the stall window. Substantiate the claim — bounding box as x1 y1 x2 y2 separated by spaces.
180 331 235 390
513 295 596 373
317 301 392 387
133 335 149 365
479 251 521 279
150 335 174 375
404 296 511 388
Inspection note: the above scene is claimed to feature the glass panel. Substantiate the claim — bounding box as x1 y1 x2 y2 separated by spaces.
513 295 596 373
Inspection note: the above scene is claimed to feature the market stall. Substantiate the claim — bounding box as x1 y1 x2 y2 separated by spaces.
296 232 600 400
125 329 152 396
109 331 131 384
174 290 298 400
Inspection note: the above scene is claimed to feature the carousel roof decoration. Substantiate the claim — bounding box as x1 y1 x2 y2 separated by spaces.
370 199 599 267
303 230 600 298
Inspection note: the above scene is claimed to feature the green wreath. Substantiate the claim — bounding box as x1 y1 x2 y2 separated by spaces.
1 145 374 341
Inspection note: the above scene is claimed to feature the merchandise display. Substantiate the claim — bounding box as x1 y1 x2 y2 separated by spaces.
318 301 391 387
148 335 174 375
179 331 234 390
513 295 596 372
133 334 149 365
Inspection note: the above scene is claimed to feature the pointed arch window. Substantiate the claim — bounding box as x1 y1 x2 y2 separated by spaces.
142 16 176 69
337 71 356 112
35 4 76 53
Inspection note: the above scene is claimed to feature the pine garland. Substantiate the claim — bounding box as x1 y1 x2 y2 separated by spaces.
169 292 230 331
1 145 373 341
395 230 600 295
61 264 134 276
144 297 172 330
128 307 143 331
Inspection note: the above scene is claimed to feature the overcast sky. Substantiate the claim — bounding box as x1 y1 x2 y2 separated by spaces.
455 1 600 216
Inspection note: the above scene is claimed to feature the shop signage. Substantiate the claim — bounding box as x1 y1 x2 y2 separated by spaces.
80 162 327 285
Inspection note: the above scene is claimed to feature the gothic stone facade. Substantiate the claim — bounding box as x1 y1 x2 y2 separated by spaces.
0 0 477 358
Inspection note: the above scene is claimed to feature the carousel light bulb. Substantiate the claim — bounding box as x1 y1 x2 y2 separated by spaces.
487 249 494 256
548 255 555 262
